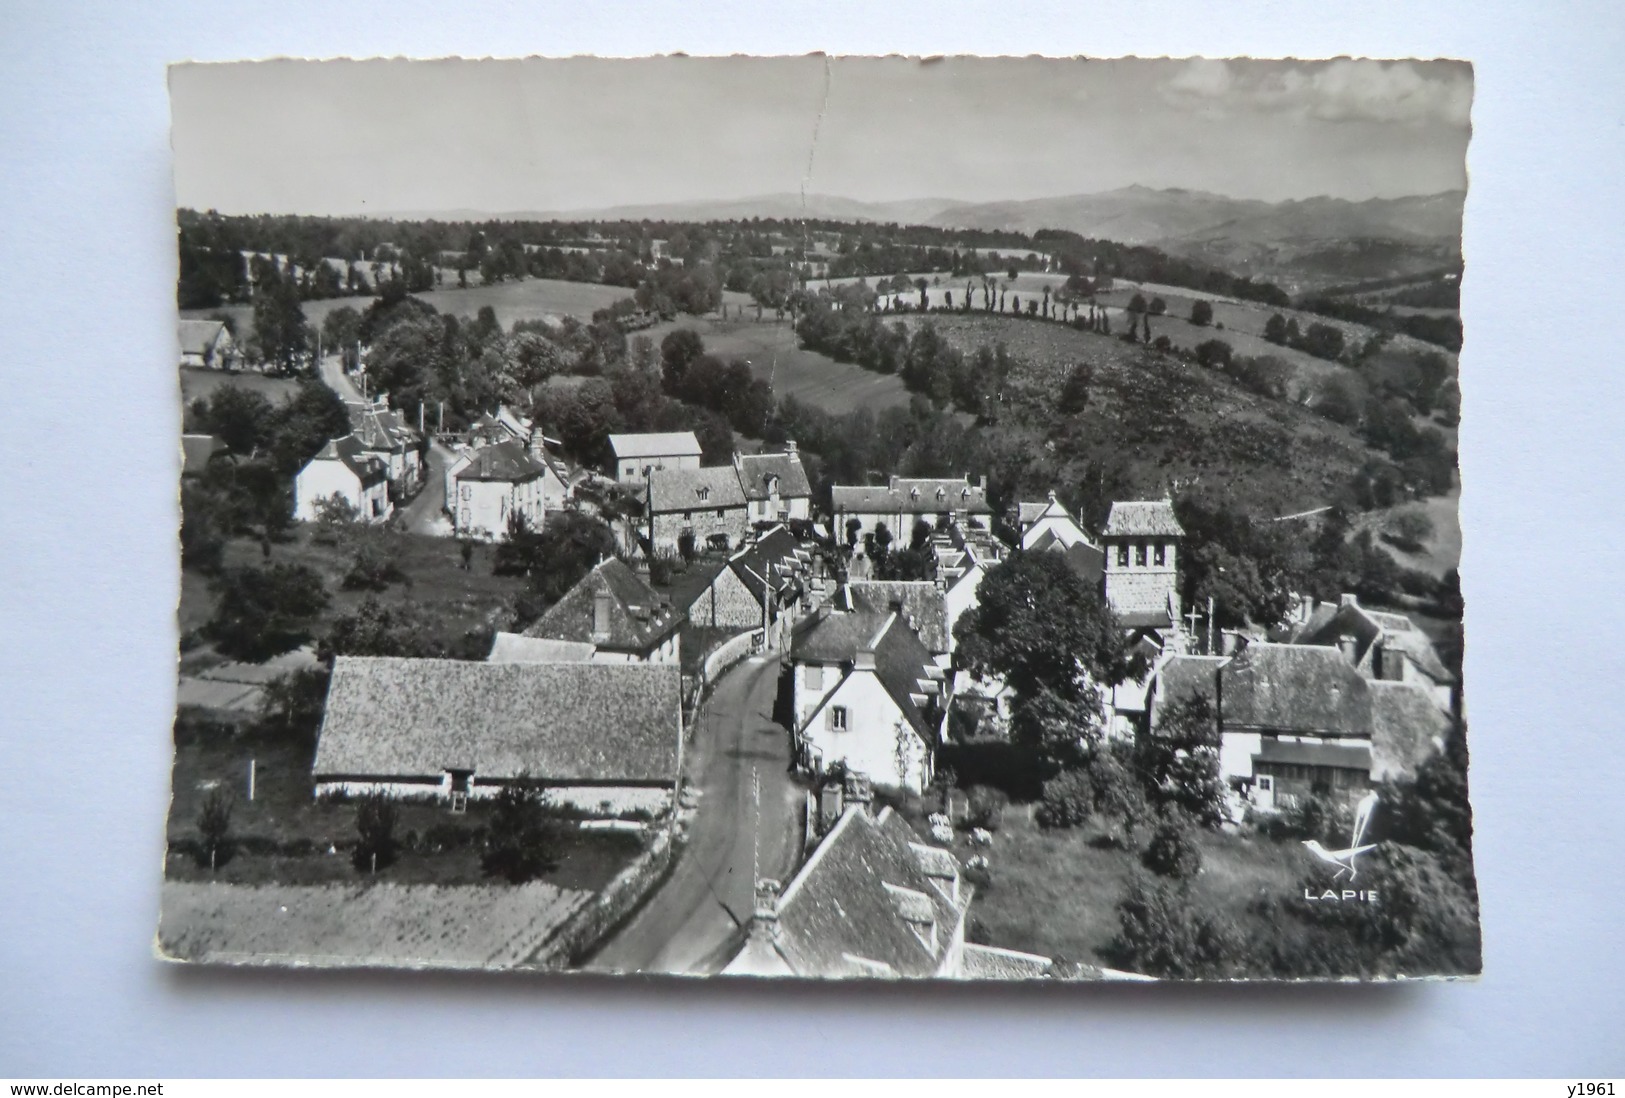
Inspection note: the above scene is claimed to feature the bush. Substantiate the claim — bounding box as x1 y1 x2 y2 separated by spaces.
195 787 235 870
341 544 408 591
1036 768 1093 829
352 790 400 872
1109 873 1242 979
1142 818 1203 880
964 785 1009 831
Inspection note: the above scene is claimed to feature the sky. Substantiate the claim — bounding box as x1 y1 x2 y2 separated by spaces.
170 56 1473 216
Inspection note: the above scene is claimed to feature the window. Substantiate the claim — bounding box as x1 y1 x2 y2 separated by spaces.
1116 544 1130 567
806 664 824 690
460 485 472 501
683 510 692 522
716 509 725 519
1154 542 1167 566
831 705 849 731
1134 542 1147 567
697 486 710 502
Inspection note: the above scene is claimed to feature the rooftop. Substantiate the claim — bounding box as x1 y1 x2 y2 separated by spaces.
831 476 992 517
1102 500 1184 539
609 431 702 461
647 464 747 513
310 435 388 486
736 449 813 501
1219 643 1372 738
523 557 684 653
178 318 228 355
312 657 682 784
845 581 950 654
453 440 552 484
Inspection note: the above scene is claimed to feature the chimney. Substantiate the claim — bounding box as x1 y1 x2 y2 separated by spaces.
843 770 873 813
1046 488 1057 504
1339 592 1358 608
786 439 798 455
1337 633 1358 664
1299 593 1315 623
749 878 782 943
593 589 613 638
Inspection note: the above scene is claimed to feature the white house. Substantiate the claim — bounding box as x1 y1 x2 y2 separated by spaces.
789 608 946 793
1018 490 1106 588
311 657 683 816
609 431 703 484
446 440 567 541
293 436 392 523
178 318 238 370
346 399 422 499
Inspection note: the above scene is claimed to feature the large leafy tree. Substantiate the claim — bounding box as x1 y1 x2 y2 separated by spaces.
251 268 310 372
1137 693 1227 827
205 562 329 661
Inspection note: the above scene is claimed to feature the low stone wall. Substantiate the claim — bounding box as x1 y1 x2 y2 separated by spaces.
531 823 678 968
700 628 762 685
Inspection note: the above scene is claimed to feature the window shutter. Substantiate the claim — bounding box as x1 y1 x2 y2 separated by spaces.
825 705 835 731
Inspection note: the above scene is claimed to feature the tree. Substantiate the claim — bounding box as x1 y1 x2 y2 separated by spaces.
320 597 435 661
1110 874 1242 978
1138 693 1226 827
1128 293 1148 314
257 665 331 748
200 386 275 455
321 306 364 370
510 512 618 624
353 791 399 872
870 521 894 562
251 268 310 372
1149 297 1167 316
1263 312 1288 344
1189 300 1213 327
205 563 330 661
481 780 560 883
1058 363 1093 416
1143 816 1203 879
196 788 235 871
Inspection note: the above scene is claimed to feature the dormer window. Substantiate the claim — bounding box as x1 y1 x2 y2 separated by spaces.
910 487 920 501
936 487 946 501
697 486 710 502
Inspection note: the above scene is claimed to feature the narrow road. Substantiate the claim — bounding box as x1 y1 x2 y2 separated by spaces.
586 654 802 976
316 353 452 536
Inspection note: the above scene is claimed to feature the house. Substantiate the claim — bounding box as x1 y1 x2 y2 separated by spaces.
445 440 566 541
734 442 814 525
311 657 683 816
1146 642 1451 812
789 608 947 793
293 435 392 523
522 557 683 664
681 525 811 649
723 780 1051 979
609 431 703 484
1278 593 1456 713
180 433 227 478
345 399 422 498
645 465 750 554
831 476 993 558
1018 490 1106 588
1101 499 1184 632
178 318 237 370
844 580 951 666
468 404 532 448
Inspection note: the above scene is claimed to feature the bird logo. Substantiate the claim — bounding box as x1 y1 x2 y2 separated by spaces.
1301 791 1380 882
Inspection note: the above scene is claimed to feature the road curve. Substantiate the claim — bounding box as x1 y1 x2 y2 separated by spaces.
586 654 802 976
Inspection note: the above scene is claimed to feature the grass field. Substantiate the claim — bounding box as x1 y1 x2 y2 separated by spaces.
179 366 303 408
899 312 1374 516
914 807 1307 968
178 526 526 660
1355 486 1463 579
642 315 917 415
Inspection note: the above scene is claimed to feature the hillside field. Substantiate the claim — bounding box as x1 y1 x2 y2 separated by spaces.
642 315 917 415
900 312 1376 517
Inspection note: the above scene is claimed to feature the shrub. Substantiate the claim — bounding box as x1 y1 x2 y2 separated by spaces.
196 787 235 870
1142 818 1203 880
1036 768 1093 829
1109 873 1243 979
352 790 400 872
963 855 993 890
342 544 407 591
964 785 1009 832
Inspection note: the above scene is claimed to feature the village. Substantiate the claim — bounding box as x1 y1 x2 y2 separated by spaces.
167 258 1471 978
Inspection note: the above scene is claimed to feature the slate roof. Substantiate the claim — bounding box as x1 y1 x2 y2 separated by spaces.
486 632 596 664
736 450 812 501
181 433 225 476
1102 500 1184 538
846 581 950 654
609 431 702 461
312 435 387 486
1152 654 1228 723
1289 599 1455 686
750 807 972 979
453 440 552 484
1219 643 1372 738
729 526 807 605
960 943 1056 980
346 401 412 453
312 657 682 783
831 476 992 517
647 465 747 513
1369 680 1452 778
1027 528 1105 588
870 614 946 739
792 609 894 664
178 318 227 356
523 557 684 654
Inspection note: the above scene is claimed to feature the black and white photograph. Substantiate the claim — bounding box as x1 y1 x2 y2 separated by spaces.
159 55 1477 981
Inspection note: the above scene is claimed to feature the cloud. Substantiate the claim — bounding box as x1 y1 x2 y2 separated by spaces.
1161 59 1472 127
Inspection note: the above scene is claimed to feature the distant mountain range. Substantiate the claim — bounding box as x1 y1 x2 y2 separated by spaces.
428 185 1464 251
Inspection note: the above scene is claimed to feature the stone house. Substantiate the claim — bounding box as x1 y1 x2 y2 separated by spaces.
1278 593 1456 713
734 442 813 526
311 657 683 816
681 525 812 649
831 476 993 558
645 465 750 554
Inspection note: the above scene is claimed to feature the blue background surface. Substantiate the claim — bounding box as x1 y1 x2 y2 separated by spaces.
2 0 1622 1076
